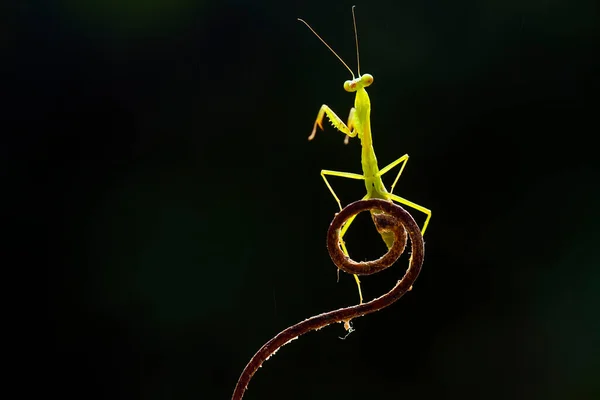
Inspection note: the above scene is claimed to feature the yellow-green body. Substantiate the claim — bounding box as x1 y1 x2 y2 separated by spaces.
354 86 385 198
300 10 431 303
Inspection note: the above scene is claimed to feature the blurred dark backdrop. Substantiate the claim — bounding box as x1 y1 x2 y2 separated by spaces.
5 0 599 399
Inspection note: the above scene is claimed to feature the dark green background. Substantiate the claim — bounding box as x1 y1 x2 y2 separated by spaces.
7 0 599 399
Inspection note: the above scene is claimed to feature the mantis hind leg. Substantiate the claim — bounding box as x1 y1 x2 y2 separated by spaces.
388 193 432 235
378 154 409 195
379 155 432 234
320 169 366 303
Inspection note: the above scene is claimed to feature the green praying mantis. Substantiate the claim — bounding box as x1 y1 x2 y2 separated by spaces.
299 7 432 304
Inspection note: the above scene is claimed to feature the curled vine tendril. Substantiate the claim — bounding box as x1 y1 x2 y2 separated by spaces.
231 199 425 400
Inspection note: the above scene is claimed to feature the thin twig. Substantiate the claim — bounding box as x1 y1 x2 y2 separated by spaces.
231 199 425 399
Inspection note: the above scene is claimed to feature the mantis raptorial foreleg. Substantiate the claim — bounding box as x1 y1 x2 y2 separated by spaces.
344 107 356 144
308 105 358 141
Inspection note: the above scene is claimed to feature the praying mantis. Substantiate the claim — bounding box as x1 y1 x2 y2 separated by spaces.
299 7 432 304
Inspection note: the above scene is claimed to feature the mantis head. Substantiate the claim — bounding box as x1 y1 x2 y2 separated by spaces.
344 74 374 92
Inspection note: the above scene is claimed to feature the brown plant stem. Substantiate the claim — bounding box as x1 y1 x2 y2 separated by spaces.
231 199 425 400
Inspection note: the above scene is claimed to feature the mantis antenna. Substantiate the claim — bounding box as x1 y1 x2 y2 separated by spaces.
351 5 361 76
297 18 355 79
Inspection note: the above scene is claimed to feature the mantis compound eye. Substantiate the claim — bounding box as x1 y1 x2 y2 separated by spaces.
361 73 373 87
344 80 357 92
